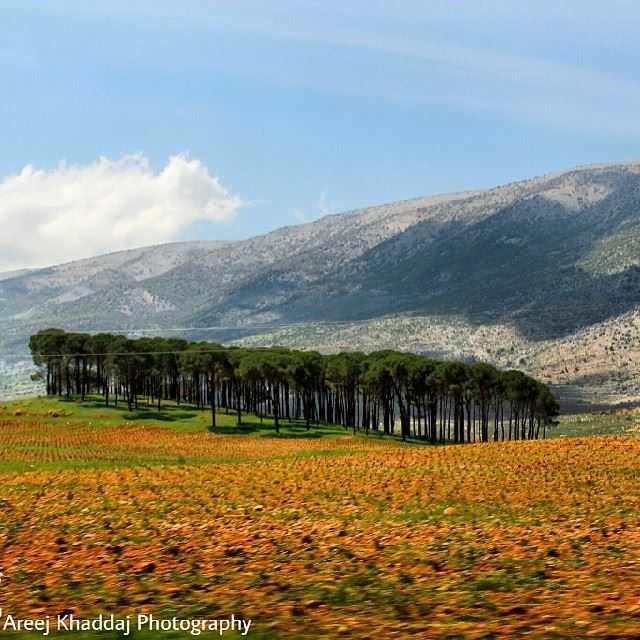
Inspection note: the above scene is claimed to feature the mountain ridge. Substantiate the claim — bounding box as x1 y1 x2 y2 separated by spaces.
3 160 640 405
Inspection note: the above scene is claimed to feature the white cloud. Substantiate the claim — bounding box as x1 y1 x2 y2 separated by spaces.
292 209 309 223
0 153 243 272
318 191 333 217
291 193 334 226
185 5 640 137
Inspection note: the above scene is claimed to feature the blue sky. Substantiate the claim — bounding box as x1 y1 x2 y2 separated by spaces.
1 1 640 269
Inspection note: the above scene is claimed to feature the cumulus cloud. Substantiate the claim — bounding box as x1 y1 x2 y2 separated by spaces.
0 153 243 272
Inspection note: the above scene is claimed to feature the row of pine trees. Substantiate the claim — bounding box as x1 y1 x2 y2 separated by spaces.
29 328 559 442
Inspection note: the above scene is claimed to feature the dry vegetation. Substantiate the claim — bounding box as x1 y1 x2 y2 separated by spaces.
1 401 640 638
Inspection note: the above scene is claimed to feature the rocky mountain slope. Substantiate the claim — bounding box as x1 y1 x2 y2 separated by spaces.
3 161 640 405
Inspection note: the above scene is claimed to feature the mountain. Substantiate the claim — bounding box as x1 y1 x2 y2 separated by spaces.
3 161 640 407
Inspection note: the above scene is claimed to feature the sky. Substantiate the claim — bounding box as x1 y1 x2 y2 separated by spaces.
1 0 640 271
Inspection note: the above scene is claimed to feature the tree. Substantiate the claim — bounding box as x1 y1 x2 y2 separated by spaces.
290 351 324 430
29 328 66 396
470 363 498 443
181 343 230 428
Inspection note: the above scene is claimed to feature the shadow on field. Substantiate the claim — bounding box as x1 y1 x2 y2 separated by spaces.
207 423 259 435
122 410 199 422
59 396 200 423
29 395 361 440
207 419 323 438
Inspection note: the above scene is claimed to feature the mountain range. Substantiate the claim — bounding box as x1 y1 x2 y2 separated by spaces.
3 161 640 408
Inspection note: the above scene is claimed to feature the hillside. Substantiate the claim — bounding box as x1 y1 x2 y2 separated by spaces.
3 161 640 405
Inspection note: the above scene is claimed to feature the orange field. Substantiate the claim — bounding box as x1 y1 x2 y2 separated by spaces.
1 416 640 638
